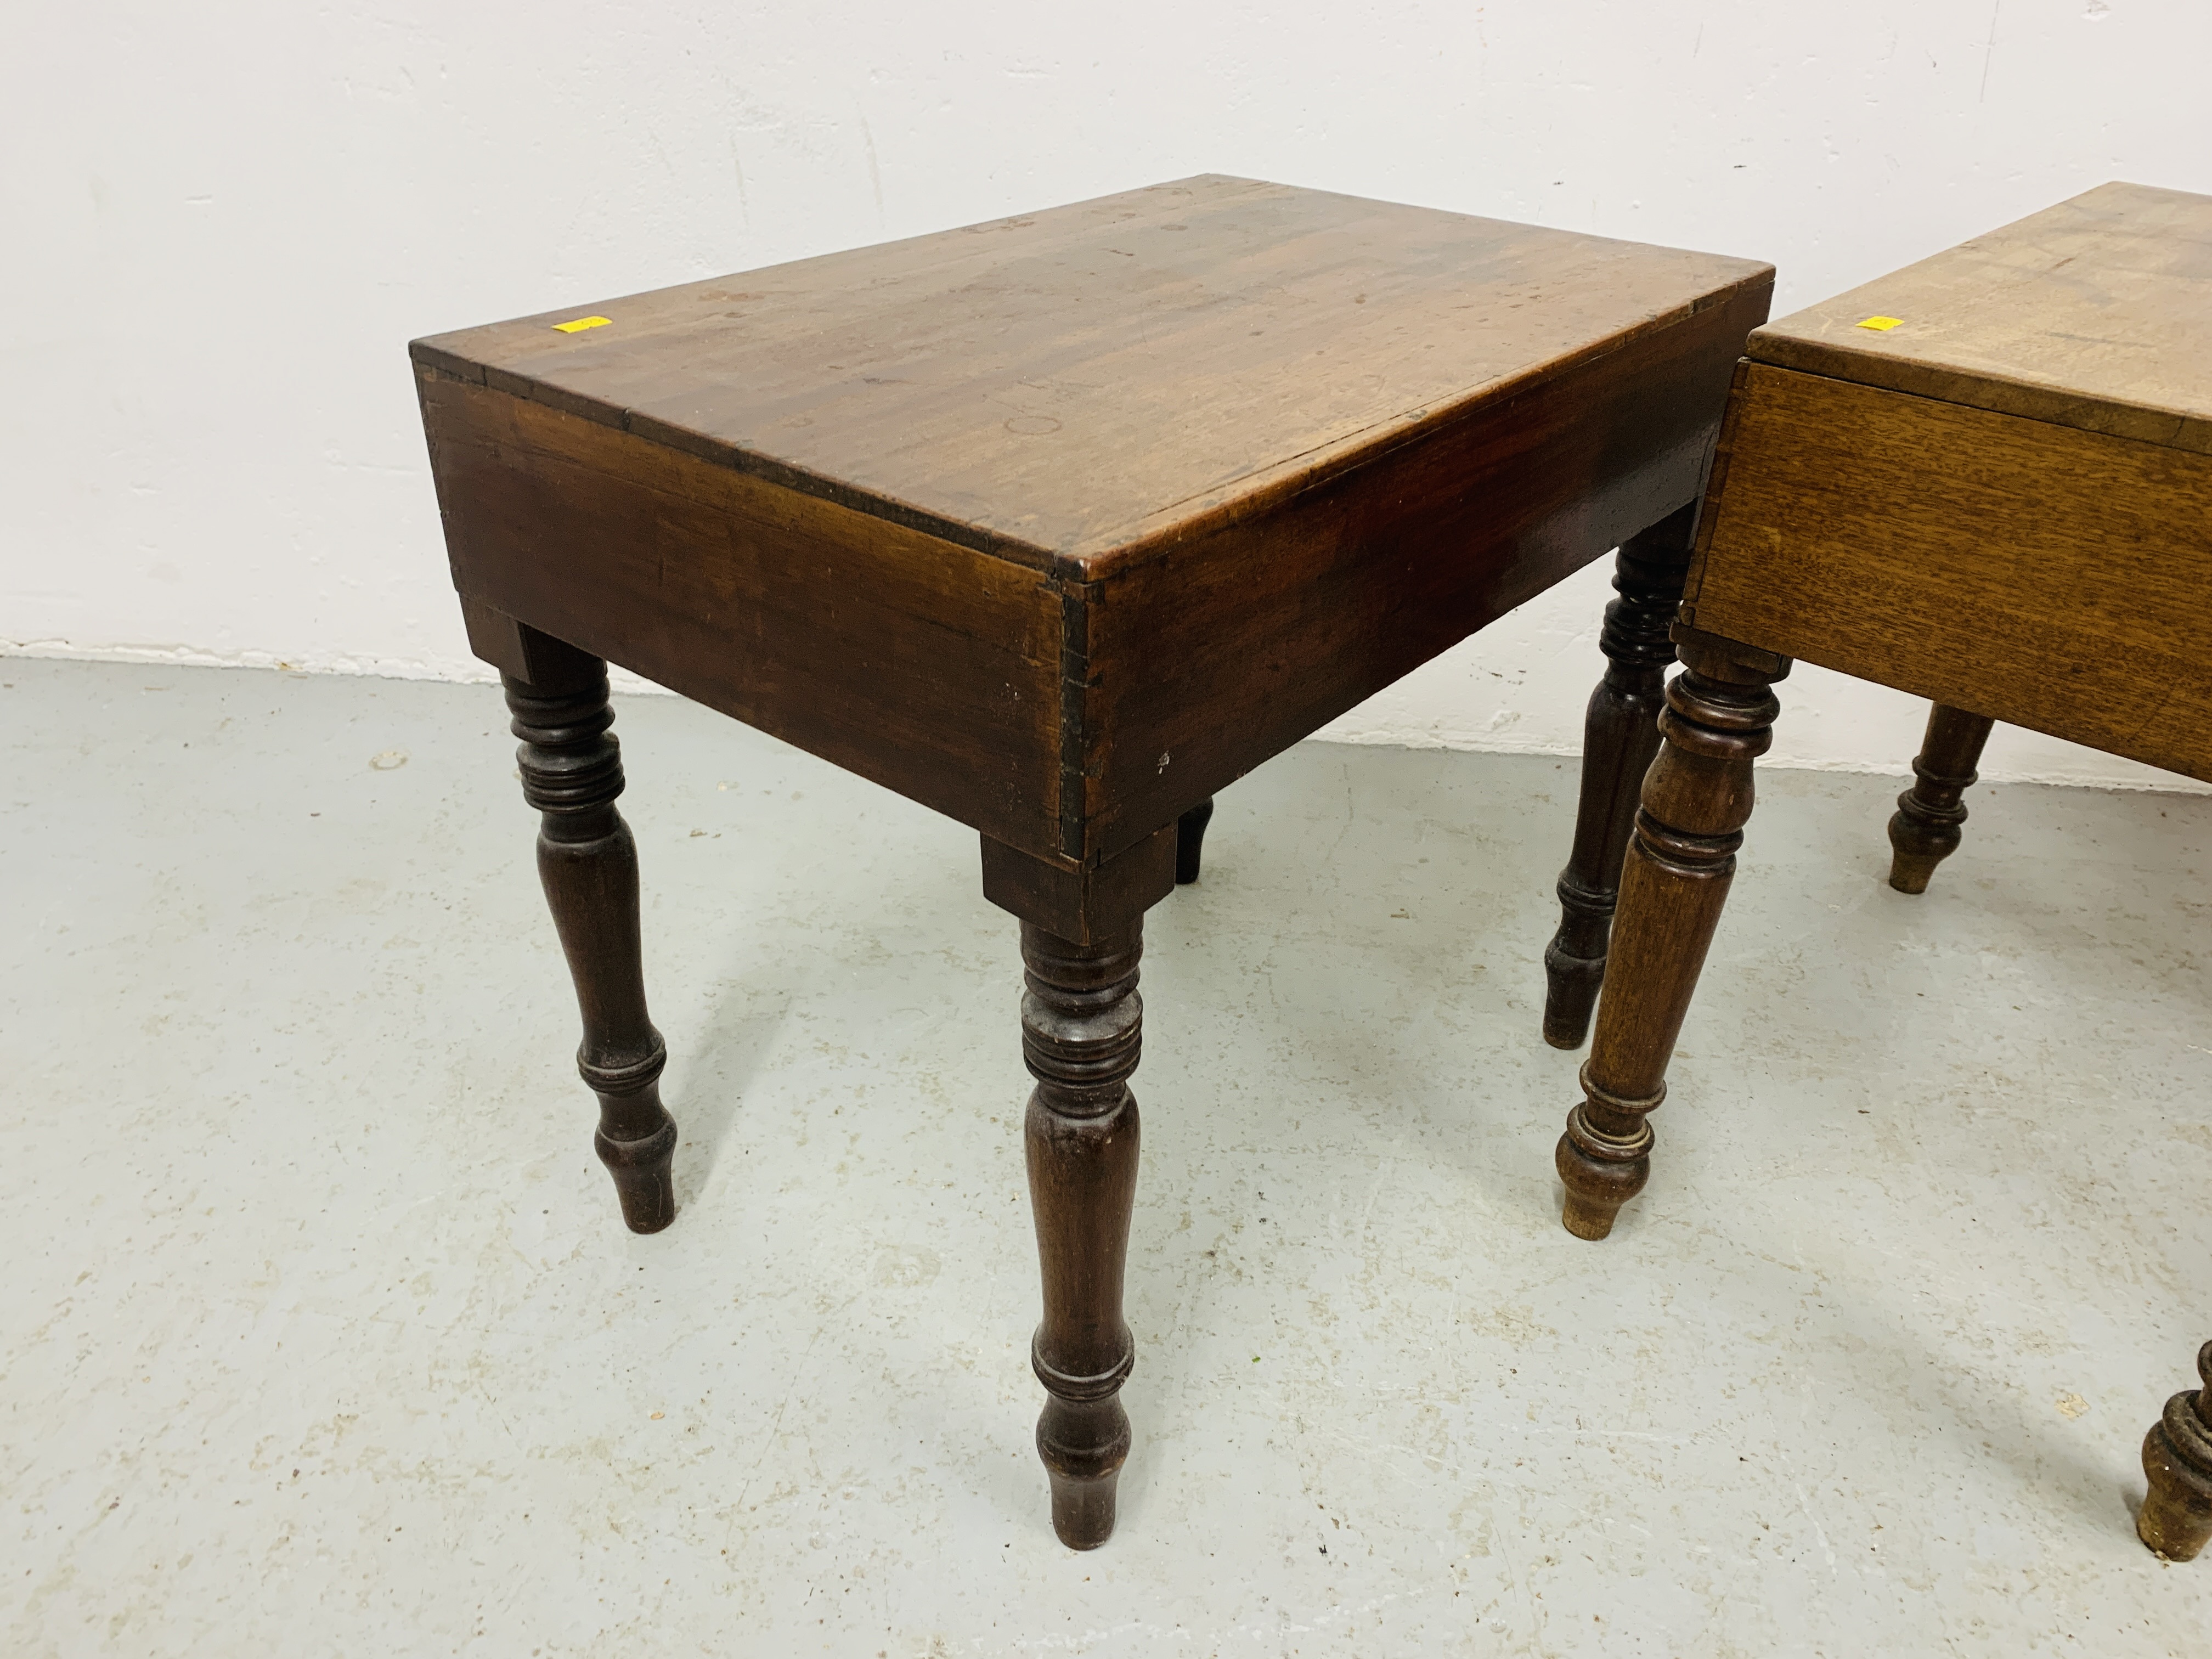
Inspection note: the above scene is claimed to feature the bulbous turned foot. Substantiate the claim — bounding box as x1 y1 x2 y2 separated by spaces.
1556 1130 1646 1240
1886 703 1993 895
1886 858 1938 896
2138 1342 2212 1561
596 1116 679 1234
1885 802 1956 895
1556 1073 1660 1240
1542 936 1606 1051
1037 1394 1132 1550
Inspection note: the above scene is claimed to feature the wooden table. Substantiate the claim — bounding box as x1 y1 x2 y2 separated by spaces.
1543 182 2212 1561
411 174 1769 1547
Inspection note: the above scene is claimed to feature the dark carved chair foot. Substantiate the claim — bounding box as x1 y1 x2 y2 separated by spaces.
1175 797 1215 884
1887 703 1995 894
2139 1342 2212 1561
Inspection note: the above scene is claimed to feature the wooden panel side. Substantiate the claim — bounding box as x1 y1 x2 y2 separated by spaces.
1690 364 2212 782
417 369 1066 854
1678 357 1756 618
1080 282 1771 859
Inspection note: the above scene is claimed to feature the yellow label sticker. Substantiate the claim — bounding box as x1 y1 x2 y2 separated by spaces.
1857 315 1903 332
552 315 612 334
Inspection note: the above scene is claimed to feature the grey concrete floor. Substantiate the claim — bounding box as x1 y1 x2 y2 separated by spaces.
3 657 2209 1657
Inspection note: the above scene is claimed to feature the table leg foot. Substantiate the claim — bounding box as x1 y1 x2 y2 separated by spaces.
1175 798 1215 884
1888 703 1995 895
595 1115 679 1234
1557 1072 1660 1240
505 629 679 1234
2139 1342 2212 1561
1040 1396 1132 1550
1556 628 1787 1240
1542 506 1696 1050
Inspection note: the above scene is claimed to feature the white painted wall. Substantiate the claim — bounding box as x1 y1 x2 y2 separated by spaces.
6 2 2208 787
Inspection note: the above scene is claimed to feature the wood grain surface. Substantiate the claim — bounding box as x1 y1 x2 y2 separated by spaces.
417 177 1770 865
1684 363 2212 783
419 180 1776 1548
1541 505 1700 1051
2140 1341 2212 1561
502 633 679 1233
1748 181 2212 454
1078 279 1770 860
419 370 1065 853
1555 633 1789 1242
413 174 1769 575
1018 922 1147 1549
1572 188 2212 1562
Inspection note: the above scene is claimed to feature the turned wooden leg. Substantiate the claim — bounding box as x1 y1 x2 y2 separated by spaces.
504 629 678 1234
2140 1341 2212 1561
981 825 1177 1547
1556 627 1790 1240
1887 703 1996 894
1022 922 1142 1548
1543 505 1699 1050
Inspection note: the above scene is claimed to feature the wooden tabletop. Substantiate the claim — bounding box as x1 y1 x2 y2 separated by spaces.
420 177 1770 864
1748 181 2212 454
413 175 1768 575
